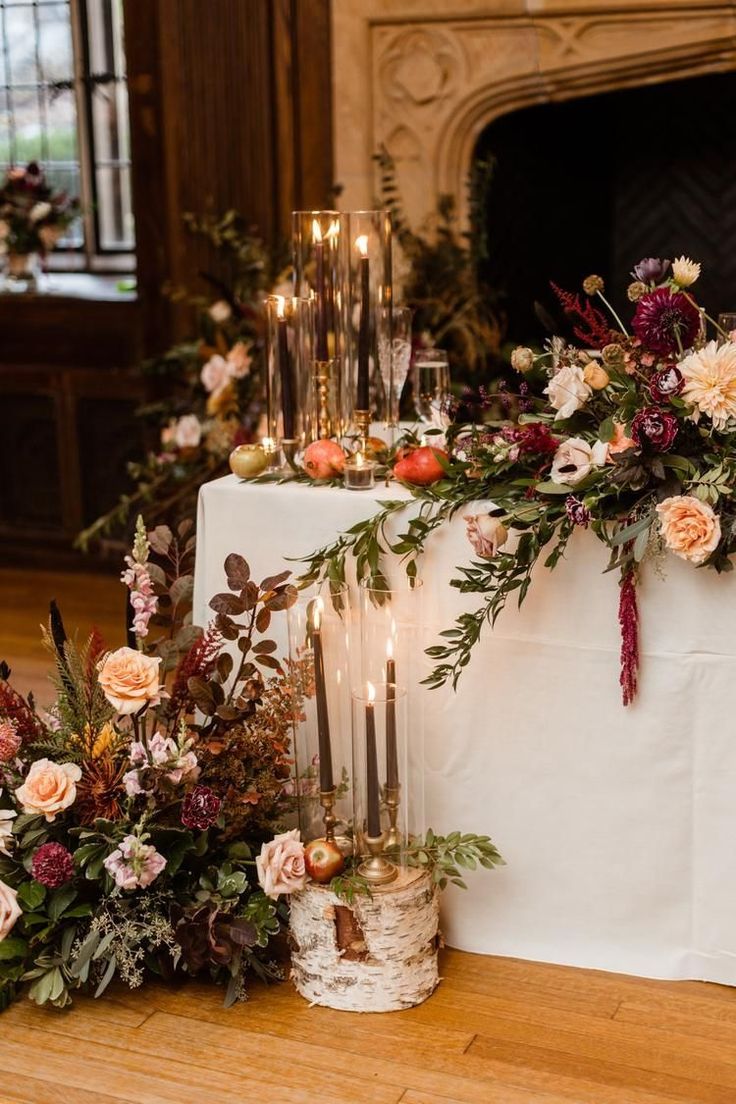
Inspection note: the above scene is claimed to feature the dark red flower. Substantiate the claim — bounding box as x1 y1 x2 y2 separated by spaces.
181 785 222 830
31 842 75 888
501 422 558 456
649 365 685 403
565 496 591 527
631 289 700 357
631 406 678 451
619 568 639 707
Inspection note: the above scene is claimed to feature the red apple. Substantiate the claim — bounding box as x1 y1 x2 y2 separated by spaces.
393 445 449 486
304 837 345 883
302 439 346 480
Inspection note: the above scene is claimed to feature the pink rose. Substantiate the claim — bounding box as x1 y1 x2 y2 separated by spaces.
97 647 162 715
173 414 202 449
0 879 21 941
656 496 722 566
464 514 508 559
200 354 230 394
15 758 81 822
256 829 306 899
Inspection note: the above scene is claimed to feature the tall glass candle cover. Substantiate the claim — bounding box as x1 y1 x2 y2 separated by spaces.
287 582 353 844
352 682 409 872
346 211 392 434
292 211 349 437
265 295 315 456
358 576 425 843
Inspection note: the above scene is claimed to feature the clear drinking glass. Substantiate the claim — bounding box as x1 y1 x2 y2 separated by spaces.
718 314 736 343
378 305 413 438
412 348 450 424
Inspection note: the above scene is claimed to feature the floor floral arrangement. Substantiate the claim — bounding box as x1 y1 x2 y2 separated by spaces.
300 256 735 705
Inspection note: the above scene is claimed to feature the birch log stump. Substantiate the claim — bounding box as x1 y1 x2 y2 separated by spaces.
289 867 440 1012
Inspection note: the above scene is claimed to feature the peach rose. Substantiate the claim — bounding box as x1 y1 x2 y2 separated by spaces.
655 495 722 566
0 879 21 941
256 828 306 899
606 421 637 459
97 647 162 715
15 758 82 822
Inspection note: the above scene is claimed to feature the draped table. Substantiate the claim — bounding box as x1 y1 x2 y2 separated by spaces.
194 473 736 985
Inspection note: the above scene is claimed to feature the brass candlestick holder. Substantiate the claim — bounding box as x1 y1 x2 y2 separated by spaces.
319 787 337 843
314 359 338 439
384 784 401 850
358 830 398 885
353 408 371 451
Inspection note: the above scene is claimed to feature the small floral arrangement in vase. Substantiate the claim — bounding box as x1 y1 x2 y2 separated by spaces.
0 162 79 285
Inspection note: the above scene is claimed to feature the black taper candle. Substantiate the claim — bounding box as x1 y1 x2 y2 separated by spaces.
357 249 371 410
311 618 334 792
365 696 381 837
315 239 328 361
277 313 296 439
386 657 398 790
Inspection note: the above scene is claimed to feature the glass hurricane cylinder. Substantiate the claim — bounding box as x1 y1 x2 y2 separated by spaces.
292 211 350 438
286 581 354 845
346 210 392 436
265 295 316 461
352 683 409 875
358 576 424 845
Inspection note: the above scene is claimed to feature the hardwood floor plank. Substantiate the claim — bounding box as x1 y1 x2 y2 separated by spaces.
0 1076 133 1104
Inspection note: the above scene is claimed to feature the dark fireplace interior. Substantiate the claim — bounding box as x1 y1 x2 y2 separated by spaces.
476 71 736 345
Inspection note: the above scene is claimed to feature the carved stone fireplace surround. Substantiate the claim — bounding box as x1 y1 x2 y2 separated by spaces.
332 1 736 227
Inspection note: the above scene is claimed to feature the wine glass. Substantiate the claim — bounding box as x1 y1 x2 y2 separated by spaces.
378 306 414 439
718 314 736 344
412 348 450 425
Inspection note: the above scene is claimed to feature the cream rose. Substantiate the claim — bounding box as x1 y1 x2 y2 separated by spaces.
97 647 162 715
655 496 721 566
464 514 508 559
545 363 592 420
550 437 607 486
15 759 82 822
0 879 21 941
256 829 306 899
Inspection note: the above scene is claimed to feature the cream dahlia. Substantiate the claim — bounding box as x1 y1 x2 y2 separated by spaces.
672 256 701 288
678 340 736 431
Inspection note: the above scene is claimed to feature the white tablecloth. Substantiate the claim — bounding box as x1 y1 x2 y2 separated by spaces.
195 474 736 985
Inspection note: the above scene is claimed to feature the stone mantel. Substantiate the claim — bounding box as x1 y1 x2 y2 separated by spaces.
332 1 736 227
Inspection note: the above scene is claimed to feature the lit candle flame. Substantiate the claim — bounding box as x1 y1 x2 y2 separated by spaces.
326 220 339 240
367 681 376 703
355 234 368 257
275 295 285 320
355 451 364 469
386 637 394 661
311 596 324 631
312 218 322 244
261 436 275 450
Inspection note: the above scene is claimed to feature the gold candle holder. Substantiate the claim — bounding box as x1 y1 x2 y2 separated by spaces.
358 831 398 885
314 358 338 440
384 784 401 850
319 787 337 843
353 408 371 450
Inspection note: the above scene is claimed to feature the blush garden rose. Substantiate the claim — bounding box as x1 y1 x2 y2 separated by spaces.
655 495 722 565
15 759 82 822
97 647 162 715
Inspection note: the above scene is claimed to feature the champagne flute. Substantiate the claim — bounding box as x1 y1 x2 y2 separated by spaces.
378 306 414 439
412 348 450 424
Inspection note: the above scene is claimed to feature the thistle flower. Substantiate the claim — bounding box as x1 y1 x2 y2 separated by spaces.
631 289 700 357
627 281 647 302
671 256 701 288
31 842 75 888
582 275 604 295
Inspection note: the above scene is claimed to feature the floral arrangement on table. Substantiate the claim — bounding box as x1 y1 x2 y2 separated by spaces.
300 255 736 705
0 161 79 263
0 517 302 1011
77 211 290 551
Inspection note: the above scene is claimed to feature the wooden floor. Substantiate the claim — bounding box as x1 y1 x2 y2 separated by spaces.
2 568 736 1104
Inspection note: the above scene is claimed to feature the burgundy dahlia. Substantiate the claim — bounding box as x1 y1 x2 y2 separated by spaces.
31 842 75 888
649 365 685 403
181 785 222 830
565 496 591 528
631 406 678 452
632 257 670 284
631 289 700 357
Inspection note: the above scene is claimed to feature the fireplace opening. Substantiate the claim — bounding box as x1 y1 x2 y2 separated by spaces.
475 71 736 345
